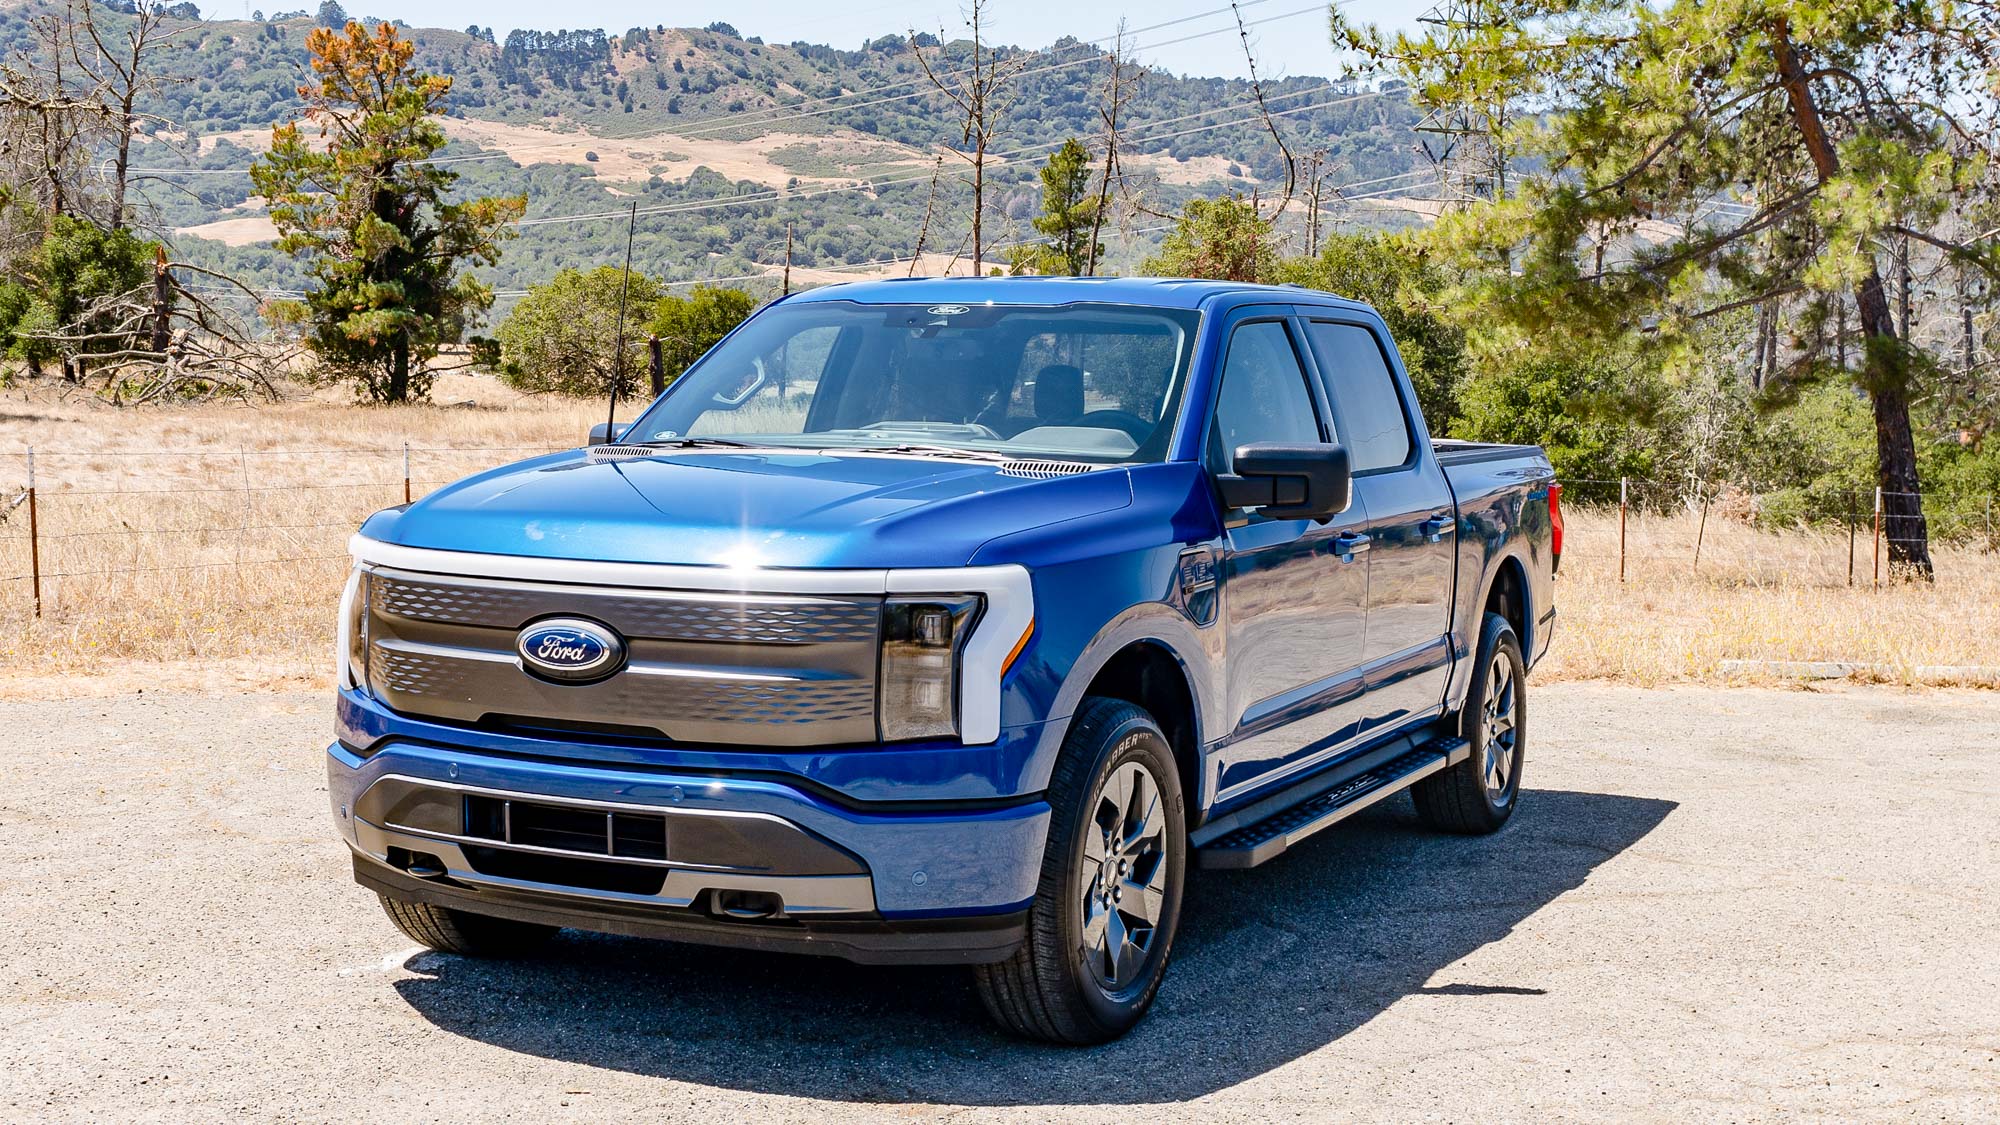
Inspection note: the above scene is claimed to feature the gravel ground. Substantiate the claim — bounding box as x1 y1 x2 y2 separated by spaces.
2 683 1997 1122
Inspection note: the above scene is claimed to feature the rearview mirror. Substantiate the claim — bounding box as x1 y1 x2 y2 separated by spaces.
588 422 627 445
1215 442 1352 520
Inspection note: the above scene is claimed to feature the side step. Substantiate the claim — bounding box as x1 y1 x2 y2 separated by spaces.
1196 736 1470 870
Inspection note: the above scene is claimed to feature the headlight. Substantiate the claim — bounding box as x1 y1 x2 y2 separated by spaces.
878 595 980 741
339 568 370 693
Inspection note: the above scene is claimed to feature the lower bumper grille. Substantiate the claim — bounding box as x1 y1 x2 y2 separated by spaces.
464 794 669 862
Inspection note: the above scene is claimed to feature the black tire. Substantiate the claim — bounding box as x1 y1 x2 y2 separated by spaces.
973 697 1187 1044
1413 612 1526 834
378 895 558 957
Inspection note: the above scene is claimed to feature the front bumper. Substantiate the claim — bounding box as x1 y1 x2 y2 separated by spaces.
329 739 1050 963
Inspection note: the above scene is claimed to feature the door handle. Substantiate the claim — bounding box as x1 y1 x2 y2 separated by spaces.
1332 531 1371 561
1421 514 1453 543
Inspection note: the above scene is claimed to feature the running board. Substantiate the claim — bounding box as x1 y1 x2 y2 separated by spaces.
1196 737 1470 870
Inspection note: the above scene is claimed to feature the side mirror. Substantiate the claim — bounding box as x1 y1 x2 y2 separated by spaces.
588 422 627 445
1215 442 1352 520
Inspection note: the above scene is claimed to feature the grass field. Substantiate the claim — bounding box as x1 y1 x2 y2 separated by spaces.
0 376 1994 696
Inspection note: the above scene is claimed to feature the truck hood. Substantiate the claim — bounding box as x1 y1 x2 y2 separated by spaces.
361 448 1136 569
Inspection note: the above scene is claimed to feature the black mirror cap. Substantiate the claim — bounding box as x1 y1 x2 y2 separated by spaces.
1217 442 1353 520
588 422 623 445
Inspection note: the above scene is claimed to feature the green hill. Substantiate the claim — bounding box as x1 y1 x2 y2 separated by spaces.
0 3 1428 308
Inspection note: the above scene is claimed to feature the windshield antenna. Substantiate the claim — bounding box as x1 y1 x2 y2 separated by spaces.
605 200 639 443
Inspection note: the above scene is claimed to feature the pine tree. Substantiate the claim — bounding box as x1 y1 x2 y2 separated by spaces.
1010 139 1100 276
252 21 525 402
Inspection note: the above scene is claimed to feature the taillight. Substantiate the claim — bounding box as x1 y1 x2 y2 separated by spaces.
1548 482 1564 566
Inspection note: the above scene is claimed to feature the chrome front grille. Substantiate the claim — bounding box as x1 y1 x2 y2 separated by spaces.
362 568 882 746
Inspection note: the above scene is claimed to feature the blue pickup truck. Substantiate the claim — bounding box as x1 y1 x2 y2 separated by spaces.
330 277 1561 1043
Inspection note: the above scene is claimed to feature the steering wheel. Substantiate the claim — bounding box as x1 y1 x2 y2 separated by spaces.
1055 409 1155 443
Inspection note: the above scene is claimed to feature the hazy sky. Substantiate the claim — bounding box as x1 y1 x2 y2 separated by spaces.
265 1 1430 81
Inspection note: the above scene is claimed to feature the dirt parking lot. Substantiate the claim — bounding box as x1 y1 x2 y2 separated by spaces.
2 683 1997 1121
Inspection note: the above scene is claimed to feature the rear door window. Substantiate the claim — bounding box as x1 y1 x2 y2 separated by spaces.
1303 321 1413 472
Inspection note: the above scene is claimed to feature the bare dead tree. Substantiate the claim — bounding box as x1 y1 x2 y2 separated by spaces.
1299 147 1341 258
1085 22 1140 277
1233 0 1295 223
66 0 188 229
909 154 947 277
910 1 1030 274
17 260 292 403
0 8 105 222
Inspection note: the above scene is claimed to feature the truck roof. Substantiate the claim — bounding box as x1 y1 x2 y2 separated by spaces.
781 275 1379 315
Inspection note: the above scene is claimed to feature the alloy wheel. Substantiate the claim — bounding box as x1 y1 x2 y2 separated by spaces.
1078 759 1170 991
1481 651 1519 803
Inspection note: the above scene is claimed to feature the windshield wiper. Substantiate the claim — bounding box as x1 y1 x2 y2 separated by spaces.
630 437 755 449
841 444 1013 462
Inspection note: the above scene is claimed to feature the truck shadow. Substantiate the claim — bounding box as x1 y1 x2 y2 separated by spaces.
393 788 1674 1105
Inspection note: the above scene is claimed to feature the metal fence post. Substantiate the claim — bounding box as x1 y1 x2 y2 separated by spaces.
1618 476 1628 584
1692 483 1711 575
1847 489 1856 585
402 442 412 505
26 447 40 618
1872 486 1883 588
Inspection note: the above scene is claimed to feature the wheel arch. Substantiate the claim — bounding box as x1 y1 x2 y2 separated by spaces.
1028 605 1216 815
1481 551 1533 657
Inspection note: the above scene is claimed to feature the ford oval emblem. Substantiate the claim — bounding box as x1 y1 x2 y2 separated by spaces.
516 617 625 683
926 304 970 316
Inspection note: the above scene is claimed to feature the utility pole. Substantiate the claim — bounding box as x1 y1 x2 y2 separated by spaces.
783 222 793 296
1412 0 1508 212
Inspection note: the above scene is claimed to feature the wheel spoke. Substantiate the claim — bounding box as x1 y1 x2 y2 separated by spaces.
1125 855 1168 925
1081 894 1109 952
1109 912 1145 984
1101 907 1131 982
1101 766 1132 832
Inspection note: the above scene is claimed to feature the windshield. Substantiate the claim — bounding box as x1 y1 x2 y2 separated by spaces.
625 300 1201 463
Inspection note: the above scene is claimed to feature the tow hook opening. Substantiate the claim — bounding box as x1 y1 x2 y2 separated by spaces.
388 846 448 879
709 889 786 921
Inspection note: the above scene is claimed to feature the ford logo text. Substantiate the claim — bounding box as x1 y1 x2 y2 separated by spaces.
516 617 625 683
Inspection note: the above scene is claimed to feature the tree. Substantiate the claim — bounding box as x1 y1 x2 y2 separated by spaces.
0 6 100 222
495 265 665 396
251 21 525 402
314 1 346 29
1141 196 1279 283
910 0 1029 273
1334 0 2000 576
647 287 756 382
1086 22 1141 276
1010 139 1099 277
67 0 187 229
0 207 156 372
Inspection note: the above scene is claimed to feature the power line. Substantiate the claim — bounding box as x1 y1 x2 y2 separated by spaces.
605 0 1290 141
513 86 1392 229
128 2 1337 179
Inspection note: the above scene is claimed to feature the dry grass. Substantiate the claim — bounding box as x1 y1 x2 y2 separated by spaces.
1545 507 2000 687
1 380 1995 697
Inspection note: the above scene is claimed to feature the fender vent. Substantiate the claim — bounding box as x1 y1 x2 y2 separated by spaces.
996 459 1097 479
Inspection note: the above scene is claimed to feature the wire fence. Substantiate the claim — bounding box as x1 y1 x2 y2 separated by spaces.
0 454 1995 621
1559 476 1999 588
